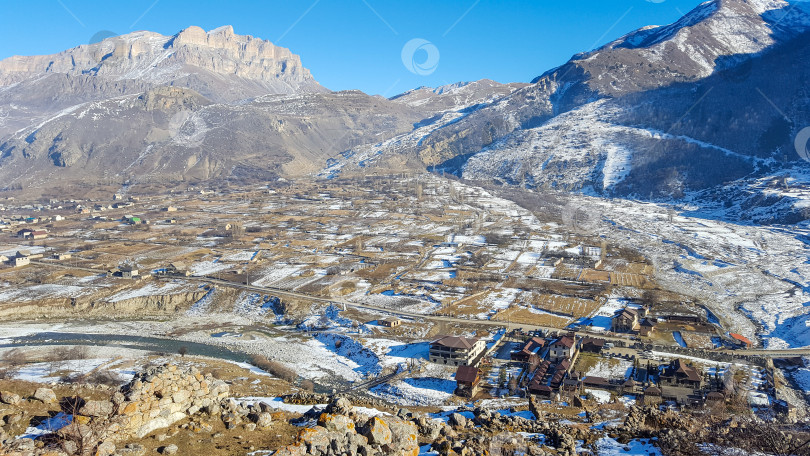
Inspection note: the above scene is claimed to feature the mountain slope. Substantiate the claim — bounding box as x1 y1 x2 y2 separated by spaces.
0 26 326 141
0 26 438 193
0 87 425 192
397 0 810 218
413 0 810 168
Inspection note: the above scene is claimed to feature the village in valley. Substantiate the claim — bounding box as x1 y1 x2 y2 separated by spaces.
0 174 809 454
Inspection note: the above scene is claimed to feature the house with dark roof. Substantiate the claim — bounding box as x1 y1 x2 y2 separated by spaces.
549 359 572 389
454 365 482 398
119 264 140 280
611 308 639 333
660 359 703 389
622 379 639 395
429 335 486 367
582 376 615 392
639 318 657 337
548 336 577 362
580 337 605 353
511 337 546 364
8 251 30 268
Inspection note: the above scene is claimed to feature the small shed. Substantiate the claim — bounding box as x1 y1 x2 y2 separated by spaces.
379 318 402 328
642 386 662 406
705 391 725 405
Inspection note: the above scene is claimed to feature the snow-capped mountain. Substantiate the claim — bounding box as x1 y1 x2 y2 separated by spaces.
389 80 528 113
3 0 810 218
0 27 427 192
0 25 323 102
388 0 810 222
0 26 325 139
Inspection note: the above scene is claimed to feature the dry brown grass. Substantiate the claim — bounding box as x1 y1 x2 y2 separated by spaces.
528 294 601 319
491 307 571 328
438 291 492 317
358 262 408 281
579 269 611 283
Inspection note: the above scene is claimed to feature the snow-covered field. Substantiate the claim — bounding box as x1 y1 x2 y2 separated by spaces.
371 377 456 406
556 193 810 348
585 359 633 380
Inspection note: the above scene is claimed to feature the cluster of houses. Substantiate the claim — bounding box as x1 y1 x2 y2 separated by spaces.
608 303 755 351
427 329 729 406
0 214 62 233
511 332 726 406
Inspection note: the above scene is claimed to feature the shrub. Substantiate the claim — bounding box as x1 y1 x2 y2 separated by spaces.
249 355 297 383
61 369 122 387
300 380 315 392
0 366 20 380
3 348 29 365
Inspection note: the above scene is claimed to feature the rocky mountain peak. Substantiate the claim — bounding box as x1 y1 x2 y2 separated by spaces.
0 25 325 104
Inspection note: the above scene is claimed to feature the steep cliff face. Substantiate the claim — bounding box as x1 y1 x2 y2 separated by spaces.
0 287 210 319
0 26 324 104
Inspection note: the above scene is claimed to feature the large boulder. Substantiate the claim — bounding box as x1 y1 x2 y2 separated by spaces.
296 426 331 454
318 413 355 433
33 387 57 404
255 412 273 429
361 416 392 445
80 400 114 417
385 418 420 456
449 412 468 428
0 390 21 405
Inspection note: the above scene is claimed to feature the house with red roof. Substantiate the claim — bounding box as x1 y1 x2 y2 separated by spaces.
729 333 752 349
511 337 546 364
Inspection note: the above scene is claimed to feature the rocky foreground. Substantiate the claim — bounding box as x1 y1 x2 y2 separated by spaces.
0 364 807 456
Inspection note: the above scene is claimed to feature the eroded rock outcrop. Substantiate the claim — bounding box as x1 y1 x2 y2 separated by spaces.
115 364 229 439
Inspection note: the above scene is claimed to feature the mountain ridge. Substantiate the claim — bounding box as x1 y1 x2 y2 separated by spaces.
0 25 325 102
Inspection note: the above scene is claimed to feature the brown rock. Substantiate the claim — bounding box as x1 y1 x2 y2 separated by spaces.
121 402 138 416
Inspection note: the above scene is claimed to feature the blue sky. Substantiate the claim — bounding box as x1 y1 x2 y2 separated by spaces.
0 0 706 96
